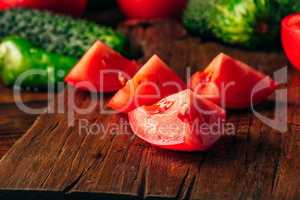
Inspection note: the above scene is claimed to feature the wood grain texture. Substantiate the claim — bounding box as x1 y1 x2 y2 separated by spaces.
0 79 52 158
0 100 48 158
0 20 298 200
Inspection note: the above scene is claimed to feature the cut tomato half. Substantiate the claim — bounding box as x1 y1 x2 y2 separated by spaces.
128 89 226 152
65 41 140 93
108 55 186 112
189 53 277 109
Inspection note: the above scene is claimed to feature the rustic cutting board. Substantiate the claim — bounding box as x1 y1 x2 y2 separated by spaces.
0 20 299 200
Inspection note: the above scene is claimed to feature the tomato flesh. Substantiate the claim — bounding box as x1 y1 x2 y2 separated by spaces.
189 53 277 109
117 0 187 19
128 89 226 152
0 0 87 16
281 13 300 70
108 55 186 112
65 41 140 92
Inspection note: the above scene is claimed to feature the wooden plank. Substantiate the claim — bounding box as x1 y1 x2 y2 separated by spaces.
270 82 300 200
0 101 48 158
0 20 297 200
0 83 48 104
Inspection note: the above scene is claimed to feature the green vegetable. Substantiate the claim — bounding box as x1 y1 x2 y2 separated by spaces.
0 8 128 58
183 0 300 48
0 36 77 88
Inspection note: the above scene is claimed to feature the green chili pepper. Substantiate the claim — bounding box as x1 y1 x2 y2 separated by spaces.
0 36 77 88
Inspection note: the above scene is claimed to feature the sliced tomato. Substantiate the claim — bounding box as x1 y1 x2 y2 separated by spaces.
65 41 140 93
108 55 186 112
189 53 277 109
128 89 226 152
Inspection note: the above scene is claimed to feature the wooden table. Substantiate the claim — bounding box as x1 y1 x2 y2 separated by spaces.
0 19 299 200
0 83 48 158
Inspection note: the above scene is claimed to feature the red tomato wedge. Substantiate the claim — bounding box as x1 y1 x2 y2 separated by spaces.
65 41 140 93
128 89 226 152
189 53 277 109
108 55 186 112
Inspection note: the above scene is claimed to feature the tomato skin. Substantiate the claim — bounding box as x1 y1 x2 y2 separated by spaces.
281 13 300 70
128 89 226 152
189 53 277 109
117 0 187 19
108 55 186 112
0 2 10 9
0 0 87 16
65 41 140 92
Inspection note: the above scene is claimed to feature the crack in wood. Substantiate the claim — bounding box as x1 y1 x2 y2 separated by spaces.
243 117 253 168
39 127 76 187
271 151 282 194
59 117 113 195
120 137 136 164
81 134 118 187
138 166 148 200
181 175 196 200
66 115 122 193
136 148 151 200
62 171 84 194
175 168 190 199
24 118 60 148
46 121 61 135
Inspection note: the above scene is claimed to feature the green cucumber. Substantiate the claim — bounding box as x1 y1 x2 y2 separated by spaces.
183 0 300 48
0 8 128 57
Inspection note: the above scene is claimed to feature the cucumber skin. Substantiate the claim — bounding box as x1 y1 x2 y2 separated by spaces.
183 0 300 48
211 0 273 48
0 37 77 88
0 8 128 58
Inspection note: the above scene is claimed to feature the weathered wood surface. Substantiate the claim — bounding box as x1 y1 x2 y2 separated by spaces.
0 20 299 200
0 82 48 158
